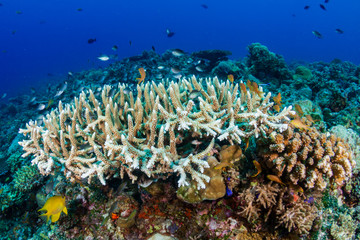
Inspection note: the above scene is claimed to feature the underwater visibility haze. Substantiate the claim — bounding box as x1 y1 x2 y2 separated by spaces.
1 0 360 239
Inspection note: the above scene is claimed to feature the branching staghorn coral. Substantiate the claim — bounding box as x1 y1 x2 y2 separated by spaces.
19 76 293 188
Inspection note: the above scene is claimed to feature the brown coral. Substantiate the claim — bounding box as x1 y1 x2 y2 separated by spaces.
257 124 355 191
276 201 317 234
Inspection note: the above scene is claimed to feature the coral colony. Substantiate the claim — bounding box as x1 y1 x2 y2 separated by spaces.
1 45 359 239
19 76 293 188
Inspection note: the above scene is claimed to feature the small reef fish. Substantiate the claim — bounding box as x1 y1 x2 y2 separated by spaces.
46 99 54 109
77 8 83 12
319 4 326 10
304 5 310 10
290 192 300 202
227 74 234 83
16 10 23 14
55 82 67 97
29 97 36 103
226 186 233 196
87 38 96 44
251 160 262 177
97 55 110 61
171 49 185 57
273 92 282 106
195 66 205 72
201 4 208 9
290 118 310 131
129 40 132 46
312 30 323 39
112 45 118 51
38 196 67 223
294 104 304 117
166 28 175 37
267 175 285 185
335 28 344 34
189 90 202 100
246 79 253 91
305 114 315 124
1 93 6 99
251 82 262 96
244 138 250 151
37 104 46 111
171 67 181 74
240 82 247 93
273 105 280 112
136 68 146 84
152 46 156 51
304 196 315 204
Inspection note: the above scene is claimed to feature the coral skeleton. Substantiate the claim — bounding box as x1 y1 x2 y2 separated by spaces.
19 76 293 188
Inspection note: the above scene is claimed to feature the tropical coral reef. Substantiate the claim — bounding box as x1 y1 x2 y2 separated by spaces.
0 44 360 239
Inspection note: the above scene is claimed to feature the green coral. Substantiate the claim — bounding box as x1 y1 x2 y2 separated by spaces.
6 151 26 174
0 184 25 212
13 165 43 192
317 191 359 239
293 66 313 82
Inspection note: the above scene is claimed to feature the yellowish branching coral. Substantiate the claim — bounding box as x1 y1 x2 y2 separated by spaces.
257 124 356 191
19 76 293 188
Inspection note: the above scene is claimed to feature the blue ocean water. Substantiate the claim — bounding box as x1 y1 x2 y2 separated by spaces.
0 0 359 97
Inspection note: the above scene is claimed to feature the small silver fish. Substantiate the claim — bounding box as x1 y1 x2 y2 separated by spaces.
1 93 6 99
30 97 36 103
195 66 205 72
98 55 110 61
54 90 64 98
107 88 116 98
155 73 163 79
173 73 182 79
55 82 67 97
37 104 46 111
100 75 106 82
171 67 181 74
171 49 185 57
157 66 165 70
189 90 201 100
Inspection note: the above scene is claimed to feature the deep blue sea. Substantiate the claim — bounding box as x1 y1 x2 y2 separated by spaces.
1 0 359 97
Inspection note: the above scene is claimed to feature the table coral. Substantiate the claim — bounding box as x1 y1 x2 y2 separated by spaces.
19 76 293 188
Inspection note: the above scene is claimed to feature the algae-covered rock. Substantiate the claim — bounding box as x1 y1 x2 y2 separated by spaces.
246 43 293 83
294 66 313 81
211 60 242 79
177 156 226 203
294 99 323 123
217 145 242 169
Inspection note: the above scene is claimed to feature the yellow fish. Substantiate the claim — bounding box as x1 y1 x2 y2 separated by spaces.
251 160 262 177
290 119 310 131
267 175 286 185
227 74 234 83
38 196 67 223
136 67 146 84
